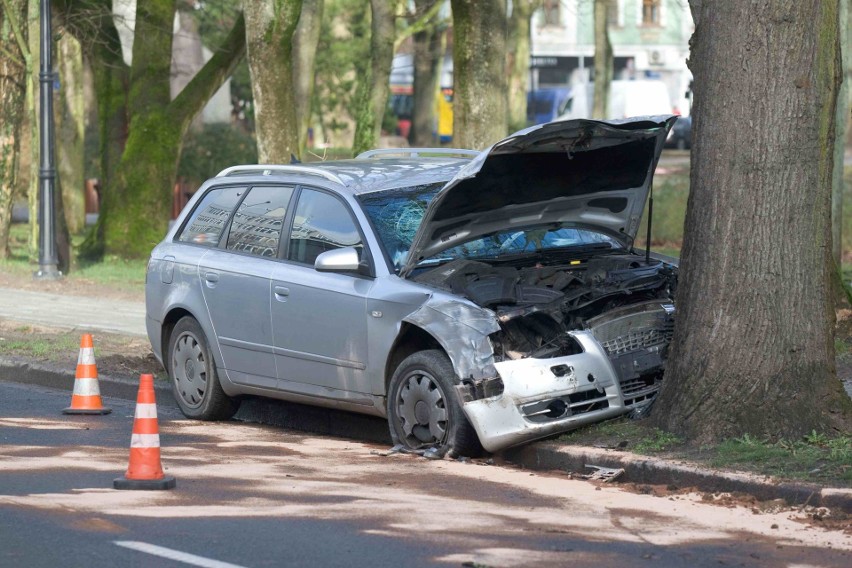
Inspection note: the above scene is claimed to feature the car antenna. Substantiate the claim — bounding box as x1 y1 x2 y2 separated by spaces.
645 182 653 264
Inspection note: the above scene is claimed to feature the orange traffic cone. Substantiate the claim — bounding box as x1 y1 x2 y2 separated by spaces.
113 374 176 490
63 334 111 415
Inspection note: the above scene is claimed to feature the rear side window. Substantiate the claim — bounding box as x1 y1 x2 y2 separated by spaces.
177 186 245 246
226 185 295 257
288 189 362 266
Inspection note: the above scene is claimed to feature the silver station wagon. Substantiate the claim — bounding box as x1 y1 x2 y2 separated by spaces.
145 116 678 456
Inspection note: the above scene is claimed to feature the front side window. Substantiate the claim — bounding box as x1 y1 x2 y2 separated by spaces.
288 189 362 266
177 186 245 246
226 185 295 257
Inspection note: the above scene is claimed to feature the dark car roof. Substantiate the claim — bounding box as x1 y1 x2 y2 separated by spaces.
216 157 469 196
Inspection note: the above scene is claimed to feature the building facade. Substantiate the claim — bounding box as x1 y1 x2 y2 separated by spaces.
531 0 693 115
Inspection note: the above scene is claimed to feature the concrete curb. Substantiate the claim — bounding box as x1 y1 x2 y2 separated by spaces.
2 356 850 513
502 443 852 514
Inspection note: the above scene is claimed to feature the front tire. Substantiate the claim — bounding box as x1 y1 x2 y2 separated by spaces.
387 350 484 457
168 316 240 420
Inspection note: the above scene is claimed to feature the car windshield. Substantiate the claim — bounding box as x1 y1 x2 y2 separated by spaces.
358 184 623 271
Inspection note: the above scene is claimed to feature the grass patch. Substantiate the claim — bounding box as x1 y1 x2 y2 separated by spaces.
0 333 80 359
712 432 852 484
560 418 852 487
2 223 147 293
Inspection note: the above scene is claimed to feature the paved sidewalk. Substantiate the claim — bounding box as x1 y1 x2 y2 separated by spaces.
0 287 146 336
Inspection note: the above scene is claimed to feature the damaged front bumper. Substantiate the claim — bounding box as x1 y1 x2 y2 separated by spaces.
461 330 653 453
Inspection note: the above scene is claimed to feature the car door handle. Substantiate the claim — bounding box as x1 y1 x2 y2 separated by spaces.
204 272 219 283
273 285 289 300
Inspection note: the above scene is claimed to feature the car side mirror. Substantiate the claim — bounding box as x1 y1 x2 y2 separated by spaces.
315 247 364 274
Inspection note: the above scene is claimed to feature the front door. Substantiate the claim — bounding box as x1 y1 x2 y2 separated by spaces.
270 188 373 399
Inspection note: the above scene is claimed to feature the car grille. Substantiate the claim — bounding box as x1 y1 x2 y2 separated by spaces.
588 301 675 357
619 377 661 407
600 326 673 356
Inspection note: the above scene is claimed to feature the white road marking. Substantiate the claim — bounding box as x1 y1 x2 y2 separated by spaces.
114 541 249 568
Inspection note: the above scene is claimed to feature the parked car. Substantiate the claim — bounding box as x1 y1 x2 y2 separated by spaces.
527 88 572 125
557 80 673 121
145 116 679 457
665 115 692 150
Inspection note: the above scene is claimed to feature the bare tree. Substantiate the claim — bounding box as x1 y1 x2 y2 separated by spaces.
591 0 612 119
0 0 28 258
244 0 302 163
410 0 441 147
507 0 541 130
451 0 508 149
293 0 323 155
653 1 852 443
351 0 396 156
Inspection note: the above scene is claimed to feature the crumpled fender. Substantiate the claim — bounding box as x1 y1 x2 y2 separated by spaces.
402 298 500 381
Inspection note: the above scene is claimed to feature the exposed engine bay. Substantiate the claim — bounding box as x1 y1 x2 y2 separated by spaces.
414 253 677 403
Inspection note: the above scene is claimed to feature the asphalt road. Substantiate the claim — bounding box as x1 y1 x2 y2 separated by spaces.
1 381 850 568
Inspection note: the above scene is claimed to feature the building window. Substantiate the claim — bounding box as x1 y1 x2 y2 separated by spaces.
542 0 561 27
642 0 661 25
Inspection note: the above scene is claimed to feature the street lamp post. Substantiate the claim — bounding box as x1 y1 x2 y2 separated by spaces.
34 0 61 280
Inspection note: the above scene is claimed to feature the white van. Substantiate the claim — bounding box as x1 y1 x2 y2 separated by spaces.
557 80 673 120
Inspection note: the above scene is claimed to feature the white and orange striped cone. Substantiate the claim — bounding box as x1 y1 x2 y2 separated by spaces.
114 374 176 490
63 334 111 415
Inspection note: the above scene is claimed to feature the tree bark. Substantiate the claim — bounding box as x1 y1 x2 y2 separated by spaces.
244 0 302 163
0 0 28 259
653 1 852 443
451 0 508 149
411 0 440 147
293 0 323 154
352 0 396 156
591 0 612 120
833 0 848 265
56 32 85 234
507 0 538 131
26 0 38 258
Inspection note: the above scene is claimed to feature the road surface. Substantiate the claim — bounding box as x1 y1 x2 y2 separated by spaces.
1 381 849 568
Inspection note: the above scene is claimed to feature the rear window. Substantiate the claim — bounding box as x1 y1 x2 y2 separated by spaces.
177 186 245 246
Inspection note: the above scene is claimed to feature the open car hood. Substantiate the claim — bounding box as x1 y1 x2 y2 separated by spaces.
400 115 676 277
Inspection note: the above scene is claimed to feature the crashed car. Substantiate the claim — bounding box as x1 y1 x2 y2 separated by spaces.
145 116 678 456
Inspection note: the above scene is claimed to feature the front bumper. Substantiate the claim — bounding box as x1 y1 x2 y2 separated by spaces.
462 331 635 453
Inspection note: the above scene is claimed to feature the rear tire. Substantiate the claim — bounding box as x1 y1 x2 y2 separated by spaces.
387 350 484 458
168 316 240 420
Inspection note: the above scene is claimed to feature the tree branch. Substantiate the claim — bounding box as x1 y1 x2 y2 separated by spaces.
395 0 445 50
169 12 246 128
0 43 25 68
1 0 31 60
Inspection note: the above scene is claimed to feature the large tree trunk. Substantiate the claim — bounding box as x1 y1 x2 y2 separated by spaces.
507 0 537 131
56 32 85 235
451 0 508 149
61 1 245 259
352 0 396 156
591 0 612 119
411 0 440 147
293 0 323 154
0 0 28 259
244 0 303 163
653 2 852 443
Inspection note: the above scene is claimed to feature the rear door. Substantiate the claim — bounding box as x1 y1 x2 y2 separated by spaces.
199 184 295 390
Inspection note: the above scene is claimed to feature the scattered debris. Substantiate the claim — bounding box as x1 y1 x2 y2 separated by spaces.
372 444 447 460
580 464 625 482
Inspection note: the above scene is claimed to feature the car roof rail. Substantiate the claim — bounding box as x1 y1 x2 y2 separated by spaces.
355 148 480 159
216 165 344 184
